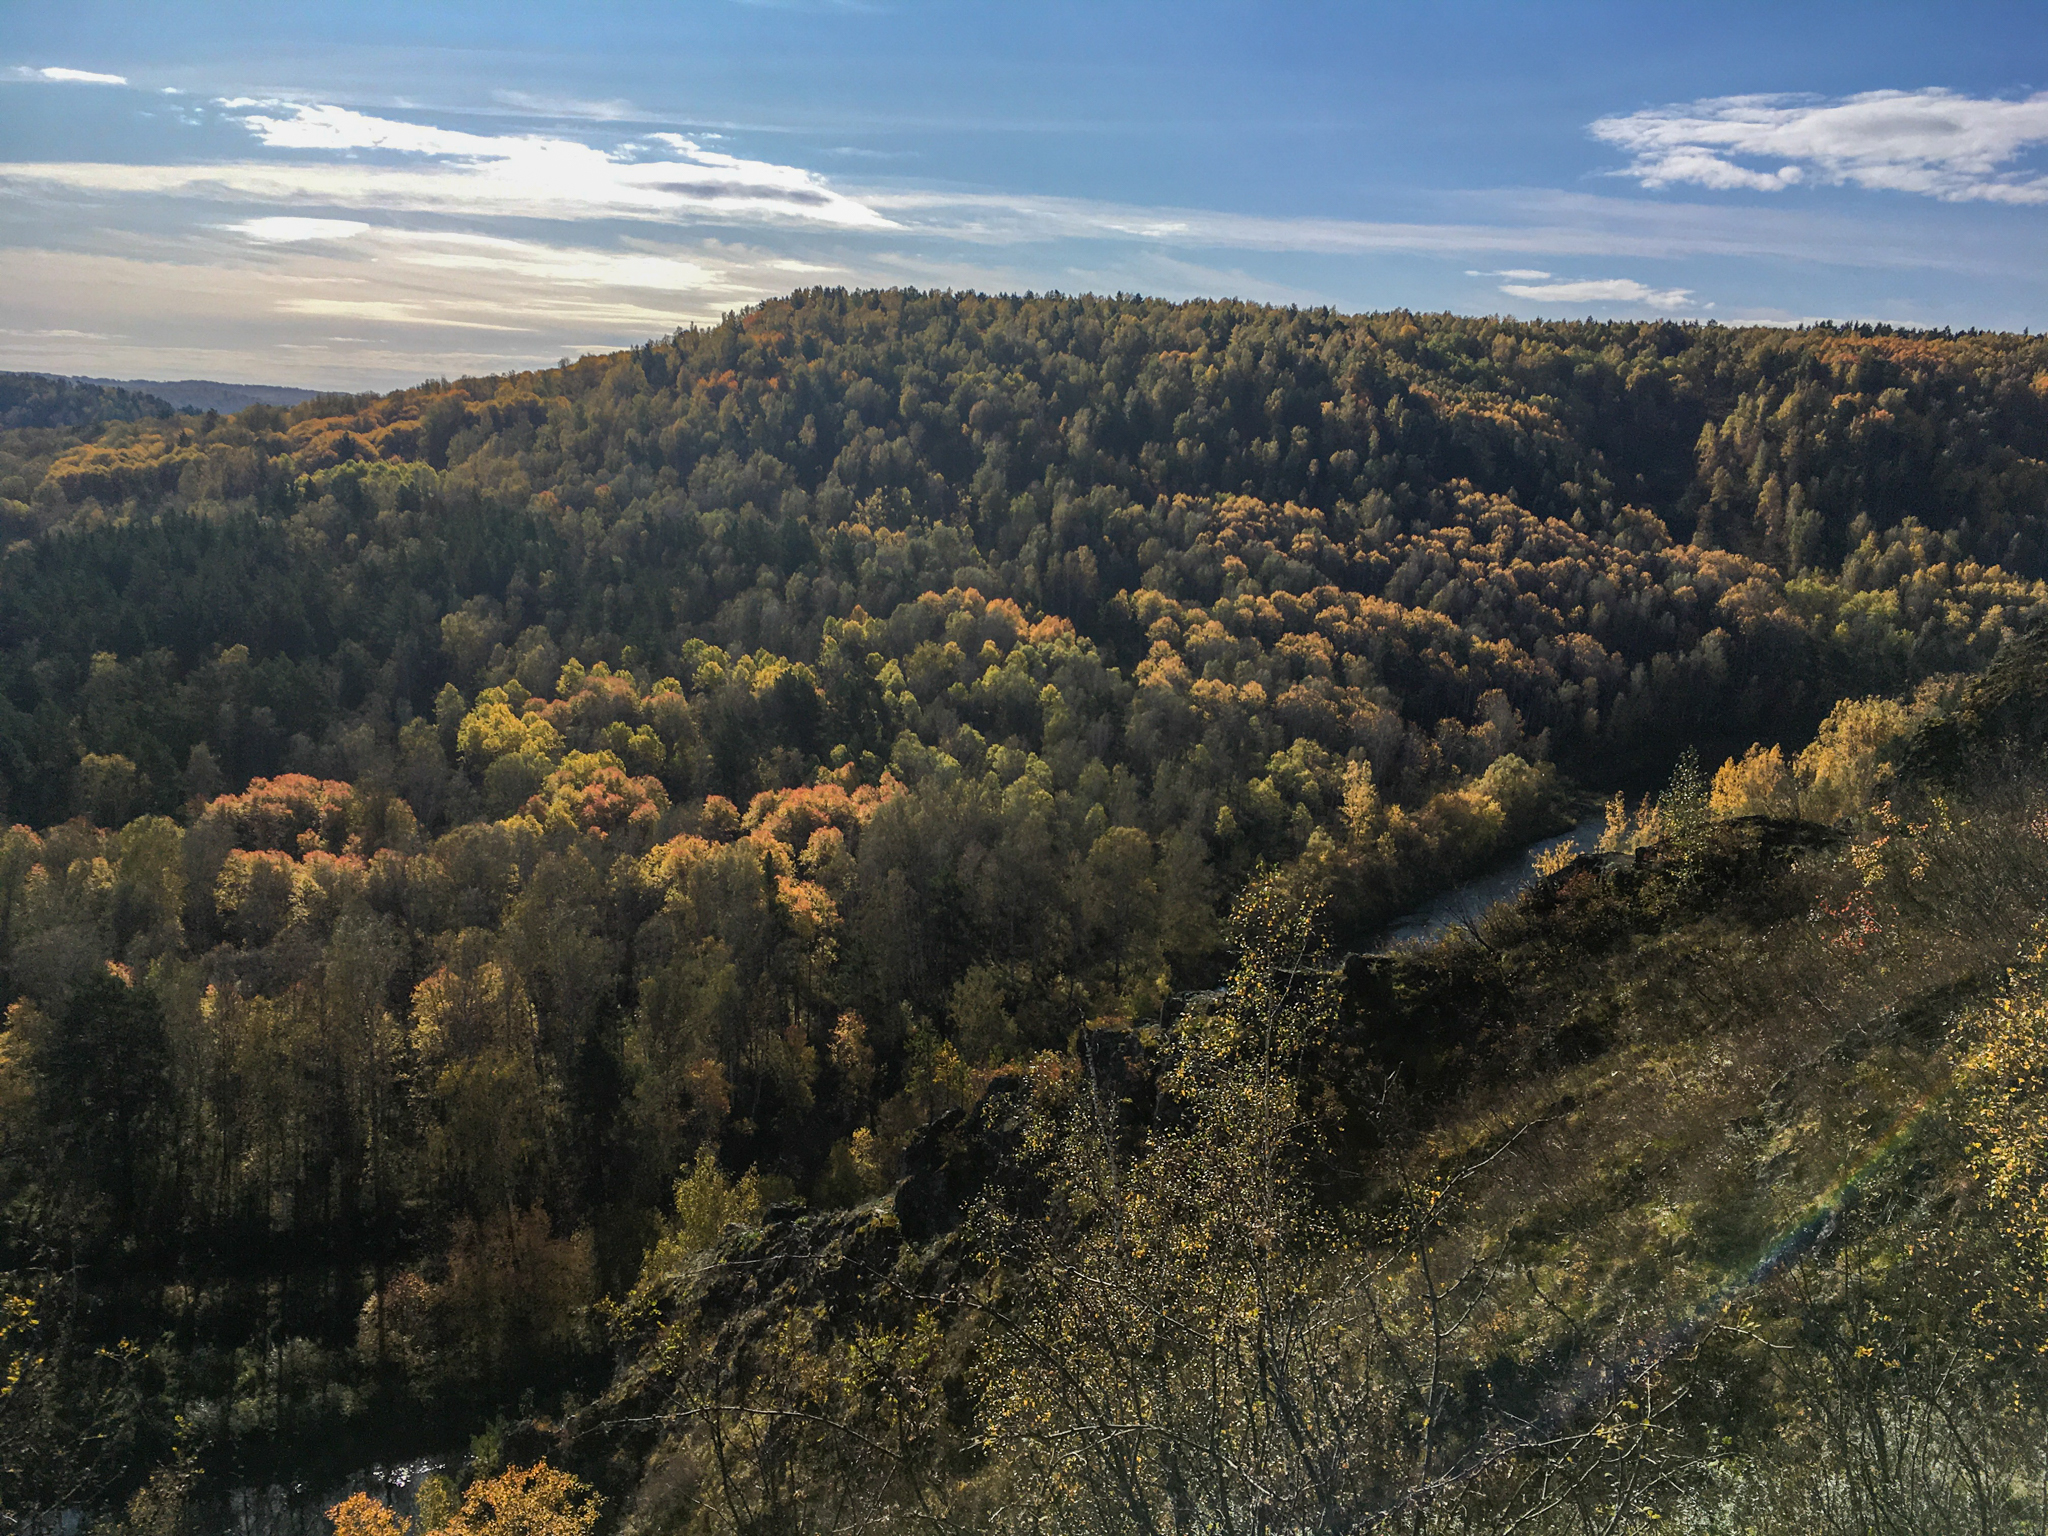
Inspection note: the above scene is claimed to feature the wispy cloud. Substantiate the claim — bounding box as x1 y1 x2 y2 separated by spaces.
1592 89 2048 204
98 101 902 230
374 230 722 292
0 326 113 339
228 217 372 242
275 298 532 331
491 89 640 122
864 189 1529 253
861 186 1959 270
13 66 129 85
1496 276 1696 311
6 156 2007 287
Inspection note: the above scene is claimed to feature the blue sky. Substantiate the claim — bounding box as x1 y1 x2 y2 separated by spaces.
4 0 2047 389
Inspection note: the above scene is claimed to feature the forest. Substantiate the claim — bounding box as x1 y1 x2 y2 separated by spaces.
4 292 2048 1532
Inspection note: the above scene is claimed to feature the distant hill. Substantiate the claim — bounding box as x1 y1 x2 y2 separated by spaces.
68 375 323 413
0 371 172 429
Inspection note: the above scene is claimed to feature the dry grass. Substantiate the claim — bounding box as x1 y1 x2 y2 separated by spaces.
1327 772 2048 1525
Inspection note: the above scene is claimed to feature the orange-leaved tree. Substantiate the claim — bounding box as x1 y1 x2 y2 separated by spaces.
327 1490 410 1536
327 1461 600 1536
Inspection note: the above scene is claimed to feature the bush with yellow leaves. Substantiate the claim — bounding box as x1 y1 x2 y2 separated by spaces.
1961 935 2048 1274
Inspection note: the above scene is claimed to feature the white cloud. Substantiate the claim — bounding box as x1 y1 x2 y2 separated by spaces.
1592 89 2048 203
230 101 509 157
229 217 372 242
17 66 128 86
185 101 895 230
1467 267 1552 279
1497 276 1696 311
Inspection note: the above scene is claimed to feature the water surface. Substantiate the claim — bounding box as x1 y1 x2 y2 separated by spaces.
1373 813 1608 948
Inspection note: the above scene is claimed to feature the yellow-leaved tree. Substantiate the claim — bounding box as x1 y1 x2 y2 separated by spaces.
1710 742 1798 818
328 1491 411 1536
327 1461 600 1536
1795 695 1914 824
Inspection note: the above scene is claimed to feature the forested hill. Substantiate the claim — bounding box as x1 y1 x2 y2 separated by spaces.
4 297 2045 843
65 376 324 415
0 371 172 431
4 293 2048 1513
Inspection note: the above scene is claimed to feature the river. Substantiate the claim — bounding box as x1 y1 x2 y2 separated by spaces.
1369 812 1609 949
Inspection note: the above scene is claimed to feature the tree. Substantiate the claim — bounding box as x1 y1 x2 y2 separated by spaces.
27 969 172 1231
75 753 140 828
329 1491 412 1536
327 1463 600 1536
444 1461 601 1535
1709 743 1798 819
975 875 1362 1532
1658 746 1711 863
1796 695 1915 824
1068 825 1161 1009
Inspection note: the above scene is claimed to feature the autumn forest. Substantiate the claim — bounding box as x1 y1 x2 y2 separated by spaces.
6 291 2048 1533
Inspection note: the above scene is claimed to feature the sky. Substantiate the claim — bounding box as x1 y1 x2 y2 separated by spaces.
3 0 2048 391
